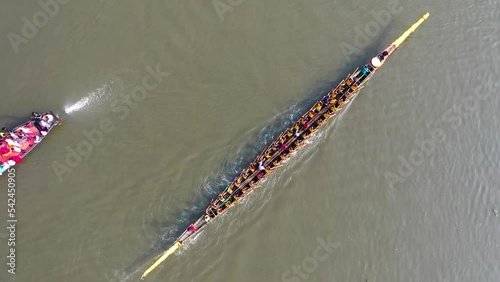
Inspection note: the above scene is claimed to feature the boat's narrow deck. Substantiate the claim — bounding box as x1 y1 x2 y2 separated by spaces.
141 13 431 279
178 63 379 243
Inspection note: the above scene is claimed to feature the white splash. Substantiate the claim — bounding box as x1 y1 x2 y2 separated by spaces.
64 96 91 114
64 84 111 114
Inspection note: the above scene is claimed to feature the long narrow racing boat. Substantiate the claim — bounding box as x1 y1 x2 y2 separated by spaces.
141 12 430 279
0 112 61 175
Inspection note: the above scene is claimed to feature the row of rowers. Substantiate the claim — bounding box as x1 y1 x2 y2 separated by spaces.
205 76 361 216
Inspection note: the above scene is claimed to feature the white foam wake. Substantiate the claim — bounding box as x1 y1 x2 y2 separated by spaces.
64 84 111 114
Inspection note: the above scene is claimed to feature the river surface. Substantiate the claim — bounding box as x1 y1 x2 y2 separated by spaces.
0 0 499 281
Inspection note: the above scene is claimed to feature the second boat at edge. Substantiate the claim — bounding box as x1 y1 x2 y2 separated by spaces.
141 12 430 279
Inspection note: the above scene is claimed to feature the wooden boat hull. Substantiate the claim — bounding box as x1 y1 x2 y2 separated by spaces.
141 13 430 279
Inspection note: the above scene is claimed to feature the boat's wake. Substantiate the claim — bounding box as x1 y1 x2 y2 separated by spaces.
64 84 111 114
64 73 129 115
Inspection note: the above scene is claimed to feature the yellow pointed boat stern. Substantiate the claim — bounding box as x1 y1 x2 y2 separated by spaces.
141 241 182 279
